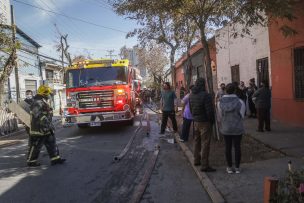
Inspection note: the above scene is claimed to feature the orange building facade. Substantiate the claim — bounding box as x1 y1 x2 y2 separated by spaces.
269 2 304 126
175 40 217 99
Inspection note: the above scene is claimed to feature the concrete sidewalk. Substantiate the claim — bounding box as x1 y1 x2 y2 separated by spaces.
173 114 304 203
244 118 304 158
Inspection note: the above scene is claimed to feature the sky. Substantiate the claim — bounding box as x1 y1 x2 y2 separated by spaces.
12 0 138 61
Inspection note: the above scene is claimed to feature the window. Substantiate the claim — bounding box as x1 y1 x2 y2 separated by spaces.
45 69 54 80
294 47 304 99
25 80 37 93
66 66 128 88
231 65 240 83
256 58 269 87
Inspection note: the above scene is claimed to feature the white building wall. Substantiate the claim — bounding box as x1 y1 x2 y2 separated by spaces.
215 22 271 87
8 69 41 100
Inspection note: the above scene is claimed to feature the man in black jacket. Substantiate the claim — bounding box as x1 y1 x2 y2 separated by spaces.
252 81 271 132
189 78 216 172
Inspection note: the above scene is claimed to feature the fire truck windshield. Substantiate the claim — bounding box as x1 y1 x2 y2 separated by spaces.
67 66 128 88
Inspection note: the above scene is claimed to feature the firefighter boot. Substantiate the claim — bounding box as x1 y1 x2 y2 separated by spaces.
51 158 66 166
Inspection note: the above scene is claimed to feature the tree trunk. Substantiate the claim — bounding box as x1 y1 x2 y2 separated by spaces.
170 49 176 89
185 48 192 89
0 83 5 105
200 32 214 96
0 53 15 104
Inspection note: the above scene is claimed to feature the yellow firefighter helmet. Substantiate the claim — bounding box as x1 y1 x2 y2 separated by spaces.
37 85 53 97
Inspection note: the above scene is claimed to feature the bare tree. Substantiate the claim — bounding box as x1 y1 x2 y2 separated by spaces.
111 0 188 88
71 55 86 63
137 42 168 85
119 45 129 59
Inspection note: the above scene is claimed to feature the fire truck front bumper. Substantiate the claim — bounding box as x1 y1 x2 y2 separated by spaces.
63 110 133 127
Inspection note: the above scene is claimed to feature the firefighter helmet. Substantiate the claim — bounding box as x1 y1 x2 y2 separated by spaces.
37 85 53 97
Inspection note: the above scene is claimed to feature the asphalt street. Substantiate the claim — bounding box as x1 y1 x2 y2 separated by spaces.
0 112 211 203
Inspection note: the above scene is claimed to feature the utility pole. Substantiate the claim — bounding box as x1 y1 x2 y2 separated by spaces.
106 49 116 59
11 5 20 103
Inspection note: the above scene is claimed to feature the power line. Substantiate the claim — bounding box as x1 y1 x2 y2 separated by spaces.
43 0 89 43
19 48 68 64
13 0 127 33
92 0 112 10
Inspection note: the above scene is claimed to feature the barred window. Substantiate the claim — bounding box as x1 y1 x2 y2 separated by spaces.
231 65 240 83
294 47 304 99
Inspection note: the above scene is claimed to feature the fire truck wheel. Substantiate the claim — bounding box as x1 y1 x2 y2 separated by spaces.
77 124 89 128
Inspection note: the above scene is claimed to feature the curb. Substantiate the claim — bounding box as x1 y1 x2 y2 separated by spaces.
161 113 225 203
174 133 226 203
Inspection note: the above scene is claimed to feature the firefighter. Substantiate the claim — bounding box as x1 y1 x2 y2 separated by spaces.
27 85 66 167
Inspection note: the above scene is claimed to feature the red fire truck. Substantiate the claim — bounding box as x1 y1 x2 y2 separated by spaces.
63 59 137 128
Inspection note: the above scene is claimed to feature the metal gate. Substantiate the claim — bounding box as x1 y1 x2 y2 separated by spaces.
256 58 269 87
294 47 304 99
231 65 240 83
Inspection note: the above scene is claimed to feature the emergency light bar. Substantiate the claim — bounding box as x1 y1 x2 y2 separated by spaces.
68 59 130 70
87 59 114 65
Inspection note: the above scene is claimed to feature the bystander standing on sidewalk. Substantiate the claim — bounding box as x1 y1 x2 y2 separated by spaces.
190 78 216 172
253 80 271 132
247 78 258 118
218 83 245 174
24 90 34 106
239 81 248 115
24 90 34 136
180 85 186 100
215 83 226 104
160 82 178 135
179 85 194 142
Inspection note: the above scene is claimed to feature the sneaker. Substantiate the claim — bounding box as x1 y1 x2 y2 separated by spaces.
235 168 241 174
27 162 41 167
226 167 233 174
201 167 216 172
51 158 66 166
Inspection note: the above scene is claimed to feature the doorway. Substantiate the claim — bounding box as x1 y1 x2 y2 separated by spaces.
231 65 240 83
256 58 269 87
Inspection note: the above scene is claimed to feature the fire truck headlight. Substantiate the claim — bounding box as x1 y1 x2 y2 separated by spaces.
116 89 125 95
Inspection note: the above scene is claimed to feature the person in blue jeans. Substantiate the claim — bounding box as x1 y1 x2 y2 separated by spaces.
179 85 194 142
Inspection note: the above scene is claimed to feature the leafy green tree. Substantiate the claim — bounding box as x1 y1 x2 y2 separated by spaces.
110 0 298 93
179 0 298 93
111 0 192 88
